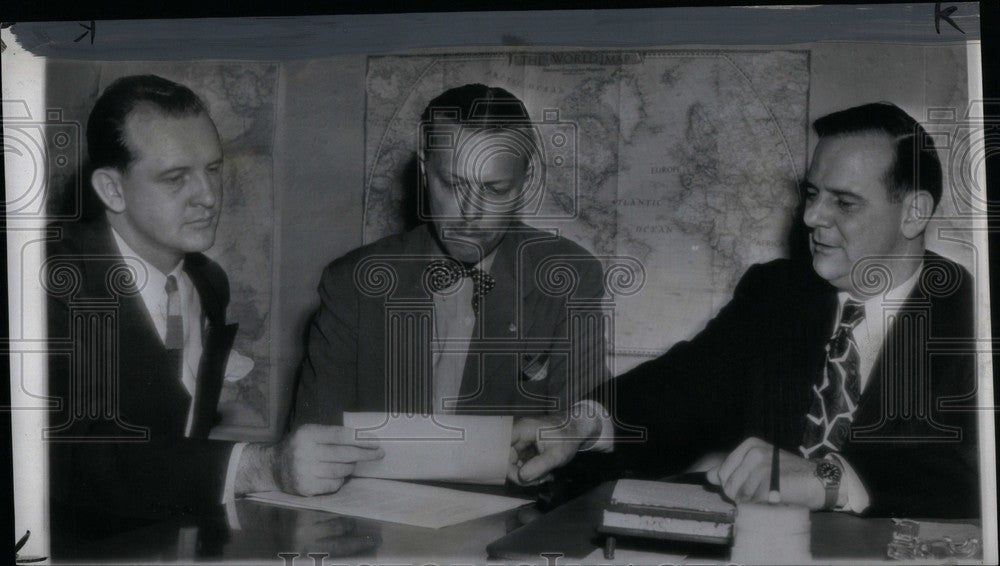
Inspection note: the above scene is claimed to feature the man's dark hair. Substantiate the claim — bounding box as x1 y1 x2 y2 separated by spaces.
812 102 943 208
412 84 540 225
86 74 208 172
417 83 540 174
420 83 531 127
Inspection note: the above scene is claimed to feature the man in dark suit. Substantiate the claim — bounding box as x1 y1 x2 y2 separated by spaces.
46 75 241 539
511 102 980 518
46 75 382 542
287 84 606 494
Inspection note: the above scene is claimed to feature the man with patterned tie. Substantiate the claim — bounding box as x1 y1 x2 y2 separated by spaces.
510 102 980 518
46 75 247 541
285 84 606 496
46 76 386 543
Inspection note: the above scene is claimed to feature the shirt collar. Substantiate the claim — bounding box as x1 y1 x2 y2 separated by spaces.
109 226 185 290
476 250 498 273
837 261 923 322
427 237 499 273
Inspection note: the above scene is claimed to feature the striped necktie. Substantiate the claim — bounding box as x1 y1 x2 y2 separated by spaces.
800 299 865 459
164 275 184 350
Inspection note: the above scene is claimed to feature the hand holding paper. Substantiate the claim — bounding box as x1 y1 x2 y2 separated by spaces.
274 424 385 496
508 414 602 485
342 413 512 484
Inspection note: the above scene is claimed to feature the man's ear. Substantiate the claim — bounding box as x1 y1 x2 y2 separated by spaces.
90 167 127 214
900 190 934 240
522 158 536 188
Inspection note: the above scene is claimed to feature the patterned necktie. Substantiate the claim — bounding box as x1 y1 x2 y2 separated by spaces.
164 275 184 350
424 259 496 315
800 299 865 459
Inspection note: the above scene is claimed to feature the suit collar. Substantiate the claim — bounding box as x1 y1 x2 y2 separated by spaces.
476 221 559 336
184 256 225 326
431 222 532 400
403 223 435 257
65 216 235 438
478 226 522 336
75 215 225 324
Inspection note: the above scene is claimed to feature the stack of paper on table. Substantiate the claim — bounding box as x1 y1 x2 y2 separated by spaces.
600 480 736 545
247 478 531 529
247 414 529 528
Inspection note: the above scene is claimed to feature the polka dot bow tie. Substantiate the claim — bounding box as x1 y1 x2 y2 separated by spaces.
424 259 496 315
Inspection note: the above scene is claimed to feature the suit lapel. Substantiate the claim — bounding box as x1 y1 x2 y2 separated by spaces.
458 229 522 401
788 277 839 445
372 226 442 414
76 217 191 433
852 259 931 433
184 257 238 438
400 225 434 300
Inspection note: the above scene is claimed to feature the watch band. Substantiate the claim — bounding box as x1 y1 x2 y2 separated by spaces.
813 459 843 509
823 475 839 509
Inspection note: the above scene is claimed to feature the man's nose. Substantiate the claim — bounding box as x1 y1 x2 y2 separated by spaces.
802 195 828 229
190 172 219 208
457 187 485 222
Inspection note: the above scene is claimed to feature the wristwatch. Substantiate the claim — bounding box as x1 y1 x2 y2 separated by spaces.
813 459 843 509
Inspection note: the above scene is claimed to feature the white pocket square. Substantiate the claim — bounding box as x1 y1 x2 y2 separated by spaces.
224 350 255 382
522 356 549 382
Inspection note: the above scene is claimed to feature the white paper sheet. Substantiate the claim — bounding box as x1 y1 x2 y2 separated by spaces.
342 412 512 484
246 478 530 529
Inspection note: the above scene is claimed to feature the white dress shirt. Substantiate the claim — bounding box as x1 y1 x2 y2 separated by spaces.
580 262 924 514
110 227 243 505
431 250 497 414
839 263 922 394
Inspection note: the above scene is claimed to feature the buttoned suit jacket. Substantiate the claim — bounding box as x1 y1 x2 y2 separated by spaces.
46 215 238 532
594 252 979 518
292 222 607 426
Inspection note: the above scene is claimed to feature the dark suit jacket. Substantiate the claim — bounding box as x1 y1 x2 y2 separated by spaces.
594 252 979 518
292 222 606 426
46 216 239 536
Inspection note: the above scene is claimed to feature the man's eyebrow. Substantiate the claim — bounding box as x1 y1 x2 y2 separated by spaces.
827 187 865 201
157 156 223 176
798 181 865 201
157 166 191 177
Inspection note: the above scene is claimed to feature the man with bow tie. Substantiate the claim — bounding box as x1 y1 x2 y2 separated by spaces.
510 102 981 519
282 84 606 496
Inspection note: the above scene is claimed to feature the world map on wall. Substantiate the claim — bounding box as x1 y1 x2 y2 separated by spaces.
96 62 277 428
364 50 810 373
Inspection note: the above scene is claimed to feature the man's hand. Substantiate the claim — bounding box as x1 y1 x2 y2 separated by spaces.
236 425 384 497
706 437 825 509
275 425 385 496
508 414 600 485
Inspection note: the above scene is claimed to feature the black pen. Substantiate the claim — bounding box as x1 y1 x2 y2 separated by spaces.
769 372 781 504
768 441 781 503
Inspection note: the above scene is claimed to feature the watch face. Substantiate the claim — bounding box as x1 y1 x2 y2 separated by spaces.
816 461 842 483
